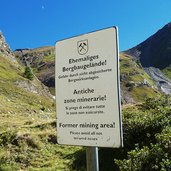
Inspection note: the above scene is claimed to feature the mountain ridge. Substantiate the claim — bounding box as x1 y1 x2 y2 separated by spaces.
125 22 171 69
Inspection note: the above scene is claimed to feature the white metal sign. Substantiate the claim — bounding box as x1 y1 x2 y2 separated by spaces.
55 27 123 147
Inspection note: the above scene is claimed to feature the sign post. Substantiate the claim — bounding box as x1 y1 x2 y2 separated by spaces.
55 27 123 170
86 147 99 171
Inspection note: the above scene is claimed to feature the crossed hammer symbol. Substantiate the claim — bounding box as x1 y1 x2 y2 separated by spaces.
79 42 87 52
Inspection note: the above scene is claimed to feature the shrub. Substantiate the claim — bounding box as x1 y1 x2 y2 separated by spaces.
115 96 171 171
0 131 17 146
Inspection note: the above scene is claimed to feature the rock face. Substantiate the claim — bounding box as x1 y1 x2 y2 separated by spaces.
125 22 171 69
144 67 171 94
0 32 17 63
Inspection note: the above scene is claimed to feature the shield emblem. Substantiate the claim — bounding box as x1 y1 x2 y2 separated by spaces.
77 39 88 55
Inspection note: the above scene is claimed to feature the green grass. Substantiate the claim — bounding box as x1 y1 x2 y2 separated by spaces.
0 55 82 170
120 53 160 102
0 110 82 171
42 54 55 63
0 56 22 81
49 87 55 96
120 53 154 84
1 96 170 171
162 65 171 79
131 87 161 101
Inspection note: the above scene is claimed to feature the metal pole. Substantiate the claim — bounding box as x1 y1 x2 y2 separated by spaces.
86 147 99 171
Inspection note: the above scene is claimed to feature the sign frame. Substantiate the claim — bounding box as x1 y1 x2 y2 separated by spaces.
55 27 123 148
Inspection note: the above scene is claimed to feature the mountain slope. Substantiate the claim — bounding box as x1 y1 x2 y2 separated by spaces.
120 53 160 103
0 33 54 114
0 56 54 114
14 46 55 94
15 47 161 103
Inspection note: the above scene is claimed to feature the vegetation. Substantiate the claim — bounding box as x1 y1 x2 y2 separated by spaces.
0 95 170 170
24 66 34 80
15 47 55 93
120 53 160 103
0 46 170 170
163 65 171 79
68 96 171 171
42 54 55 63
0 112 81 170
0 55 78 170
115 96 171 171
120 53 155 85
0 55 54 114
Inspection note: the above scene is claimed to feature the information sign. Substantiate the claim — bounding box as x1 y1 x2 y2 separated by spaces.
55 27 123 147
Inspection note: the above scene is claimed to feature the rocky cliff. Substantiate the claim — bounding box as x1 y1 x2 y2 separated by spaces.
0 32 17 64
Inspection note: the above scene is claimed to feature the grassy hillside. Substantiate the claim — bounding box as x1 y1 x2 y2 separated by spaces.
0 54 83 170
120 53 161 103
0 55 54 114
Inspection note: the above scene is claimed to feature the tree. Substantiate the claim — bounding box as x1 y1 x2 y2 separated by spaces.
24 66 34 80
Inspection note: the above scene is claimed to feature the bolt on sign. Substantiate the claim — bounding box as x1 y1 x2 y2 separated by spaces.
55 27 123 147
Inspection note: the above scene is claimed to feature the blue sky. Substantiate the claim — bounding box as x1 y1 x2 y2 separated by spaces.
0 0 171 51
